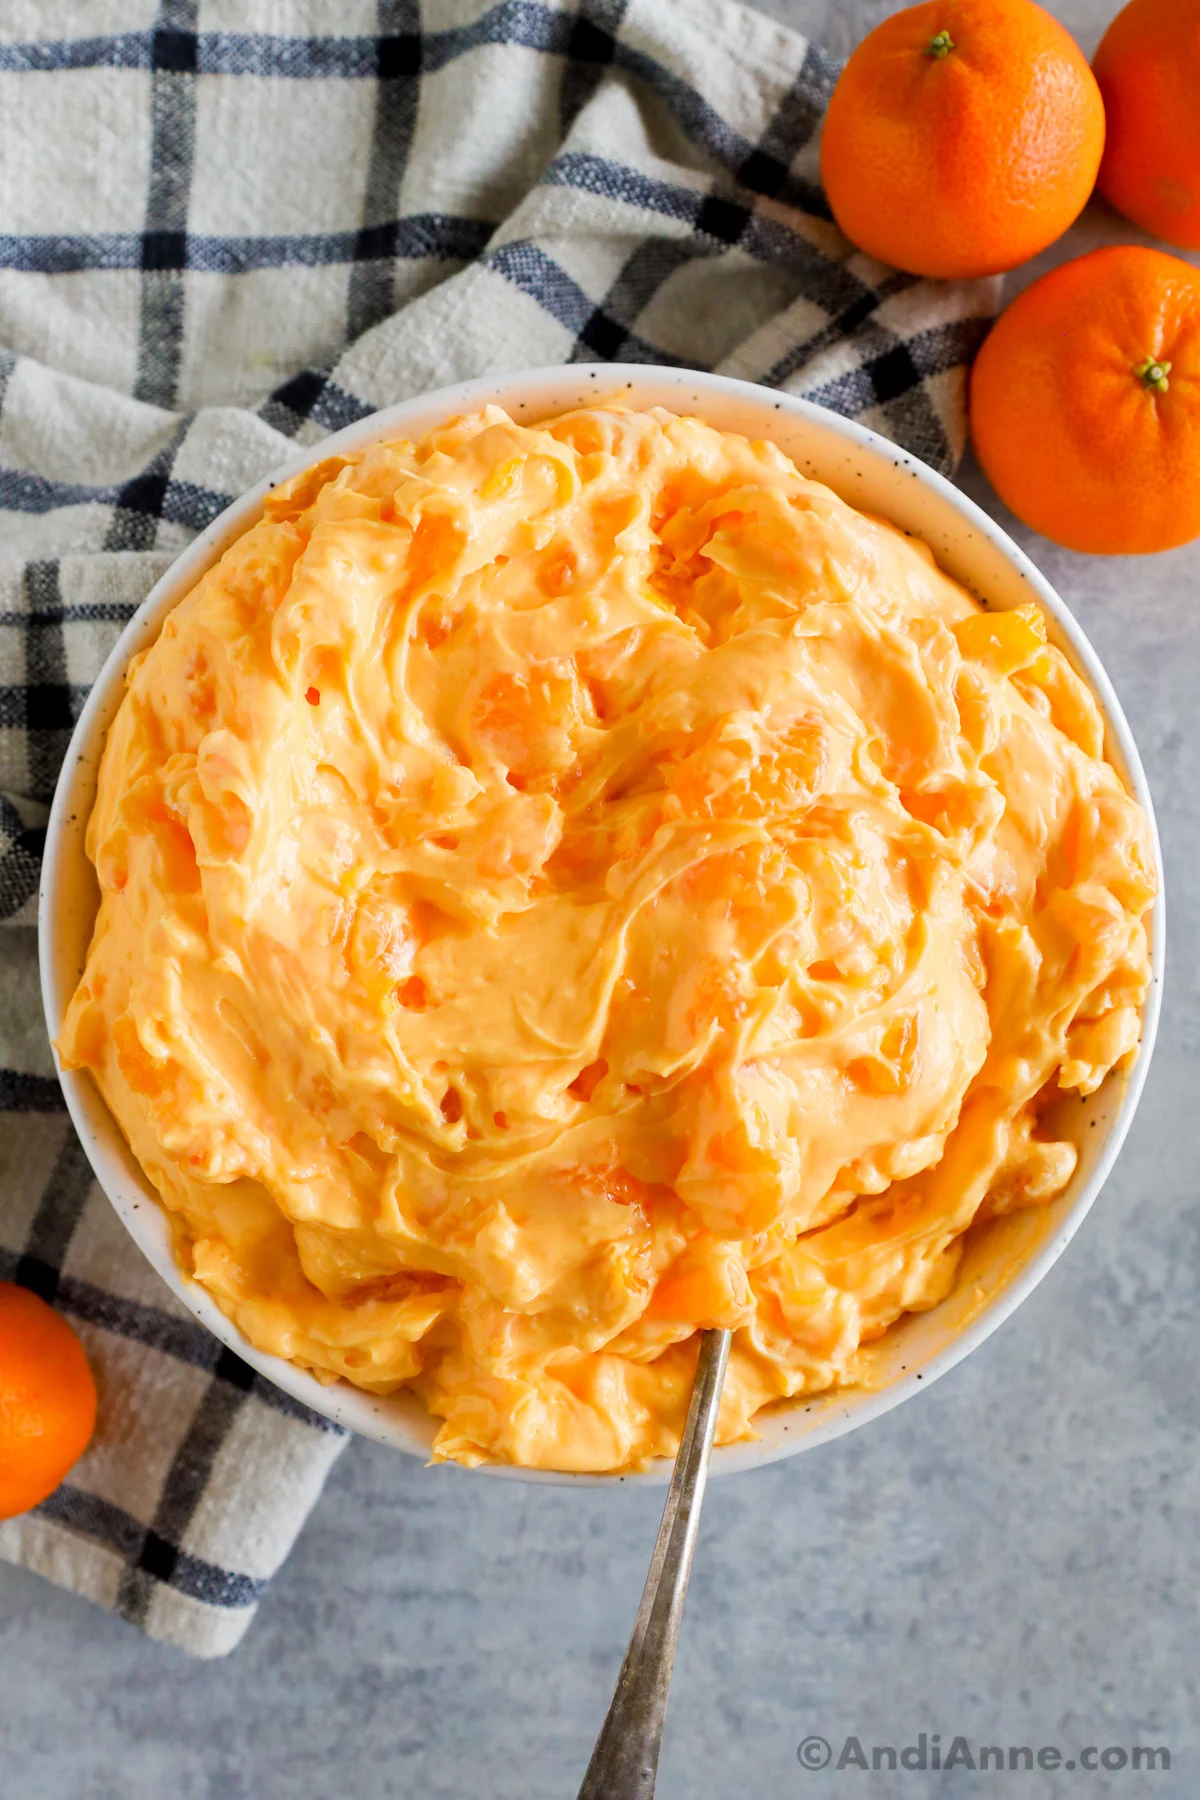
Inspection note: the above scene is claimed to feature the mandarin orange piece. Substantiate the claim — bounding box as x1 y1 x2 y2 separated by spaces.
0 1282 97 1520
952 604 1046 674
969 245 1200 554
471 667 578 784
1094 0 1200 251
647 1258 749 1328
820 0 1105 279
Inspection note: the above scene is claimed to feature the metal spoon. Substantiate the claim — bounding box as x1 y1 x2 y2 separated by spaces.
576 1326 732 1799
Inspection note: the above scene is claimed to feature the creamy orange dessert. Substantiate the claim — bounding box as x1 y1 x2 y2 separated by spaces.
60 402 1156 1471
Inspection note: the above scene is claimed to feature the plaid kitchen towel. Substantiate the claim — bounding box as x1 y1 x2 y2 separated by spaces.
0 0 999 1658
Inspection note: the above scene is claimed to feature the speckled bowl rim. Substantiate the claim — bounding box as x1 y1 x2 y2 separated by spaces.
40 364 1164 1487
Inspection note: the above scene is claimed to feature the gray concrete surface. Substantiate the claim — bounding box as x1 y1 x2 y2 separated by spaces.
3 2 1198 1796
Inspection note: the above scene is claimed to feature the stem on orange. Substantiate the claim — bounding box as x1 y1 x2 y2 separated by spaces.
1135 356 1172 394
926 30 954 56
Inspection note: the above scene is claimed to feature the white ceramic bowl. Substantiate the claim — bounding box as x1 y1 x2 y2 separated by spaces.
40 365 1164 1486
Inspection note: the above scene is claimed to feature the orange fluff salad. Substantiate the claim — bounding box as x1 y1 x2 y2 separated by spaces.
59 401 1156 1471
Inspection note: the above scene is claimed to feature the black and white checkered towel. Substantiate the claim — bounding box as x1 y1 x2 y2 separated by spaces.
0 0 999 1657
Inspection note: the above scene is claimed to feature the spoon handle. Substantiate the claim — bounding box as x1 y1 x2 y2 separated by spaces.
576 1326 732 1800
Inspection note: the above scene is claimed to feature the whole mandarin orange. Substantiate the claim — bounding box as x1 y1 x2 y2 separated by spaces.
1094 0 1200 251
0 1281 97 1520
970 246 1200 554
820 0 1105 280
